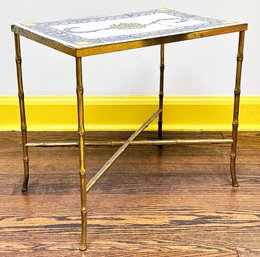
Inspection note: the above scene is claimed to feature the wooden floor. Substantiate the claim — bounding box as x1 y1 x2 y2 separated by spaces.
0 131 259 257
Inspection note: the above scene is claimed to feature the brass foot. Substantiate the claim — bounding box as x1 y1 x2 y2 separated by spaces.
79 244 87 251
22 177 29 192
21 186 28 192
232 182 239 187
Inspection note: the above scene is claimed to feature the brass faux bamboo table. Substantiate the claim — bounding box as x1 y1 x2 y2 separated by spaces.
11 8 247 251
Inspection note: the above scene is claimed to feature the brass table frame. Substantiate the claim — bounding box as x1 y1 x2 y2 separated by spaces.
12 12 247 251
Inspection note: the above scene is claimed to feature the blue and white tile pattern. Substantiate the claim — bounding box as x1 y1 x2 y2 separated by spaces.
15 8 238 49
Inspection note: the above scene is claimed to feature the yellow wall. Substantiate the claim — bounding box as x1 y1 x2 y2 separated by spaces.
1 96 260 131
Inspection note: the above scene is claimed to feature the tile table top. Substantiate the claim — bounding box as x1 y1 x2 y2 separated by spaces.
12 8 247 56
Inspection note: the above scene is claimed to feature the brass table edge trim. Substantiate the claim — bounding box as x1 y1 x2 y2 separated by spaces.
11 23 248 57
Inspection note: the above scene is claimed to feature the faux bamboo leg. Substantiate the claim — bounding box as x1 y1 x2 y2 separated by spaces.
14 34 29 192
158 44 165 140
75 57 87 250
230 31 245 187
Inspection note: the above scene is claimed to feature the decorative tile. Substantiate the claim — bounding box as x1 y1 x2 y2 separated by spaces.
14 8 239 49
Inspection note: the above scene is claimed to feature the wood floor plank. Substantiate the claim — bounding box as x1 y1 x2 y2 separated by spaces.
0 131 259 256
